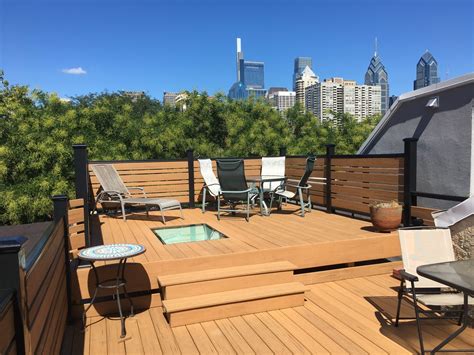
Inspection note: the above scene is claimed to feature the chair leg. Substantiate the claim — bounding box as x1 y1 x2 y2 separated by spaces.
161 209 166 224
121 201 127 221
298 188 305 217
202 188 206 213
395 279 404 327
410 282 425 354
217 196 221 221
179 205 184 219
246 194 250 222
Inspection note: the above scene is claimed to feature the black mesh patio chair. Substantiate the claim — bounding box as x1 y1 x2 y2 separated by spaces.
270 156 315 217
216 159 257 222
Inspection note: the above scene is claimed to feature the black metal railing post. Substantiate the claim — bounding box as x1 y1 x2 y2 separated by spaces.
0 236 27 355
279 146 287 157
325 144 335 213
73 144 90 247
403 138 418 226
52 194 73 324
187 149 195 208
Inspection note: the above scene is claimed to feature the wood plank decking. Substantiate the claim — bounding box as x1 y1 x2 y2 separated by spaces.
62 274 474 354
73 206 401 301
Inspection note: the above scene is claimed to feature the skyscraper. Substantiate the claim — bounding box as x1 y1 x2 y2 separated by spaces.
293 57 313 90
414 50 440 90
365 39 389 114
241 60 264 89
229 38 265 99
295 66 319 108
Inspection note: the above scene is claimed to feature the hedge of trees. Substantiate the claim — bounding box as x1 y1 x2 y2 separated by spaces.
0 71 381 225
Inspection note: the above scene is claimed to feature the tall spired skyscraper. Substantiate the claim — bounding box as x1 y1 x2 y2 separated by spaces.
365 38 389 114
293 57 313 90
414 50 440 90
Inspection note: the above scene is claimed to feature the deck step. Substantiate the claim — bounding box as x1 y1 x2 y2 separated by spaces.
158 261 297 299
162 282 307 327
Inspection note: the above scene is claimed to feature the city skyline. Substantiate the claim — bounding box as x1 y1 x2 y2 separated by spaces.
1 0 472 99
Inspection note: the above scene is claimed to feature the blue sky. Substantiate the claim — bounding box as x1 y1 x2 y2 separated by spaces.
1 0 473 99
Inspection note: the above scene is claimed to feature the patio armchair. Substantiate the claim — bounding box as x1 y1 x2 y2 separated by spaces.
198 159 221 213
261 156 286 192
91 164 183 223
395 227 474 354
216 159 258 222
270 156 315 217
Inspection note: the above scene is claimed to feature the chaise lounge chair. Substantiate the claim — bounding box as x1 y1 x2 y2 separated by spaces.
91 164 183 223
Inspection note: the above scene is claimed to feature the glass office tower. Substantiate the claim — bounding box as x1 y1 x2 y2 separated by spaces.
293 57 313 90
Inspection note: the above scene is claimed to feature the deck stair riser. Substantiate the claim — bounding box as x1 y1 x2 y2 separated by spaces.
158 261 297 299
158 261 307 327
163 282 308 327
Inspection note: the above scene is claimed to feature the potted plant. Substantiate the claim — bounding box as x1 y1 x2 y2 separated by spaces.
369 201 403 232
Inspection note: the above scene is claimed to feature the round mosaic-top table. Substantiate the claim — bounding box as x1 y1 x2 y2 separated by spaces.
78 243 146 338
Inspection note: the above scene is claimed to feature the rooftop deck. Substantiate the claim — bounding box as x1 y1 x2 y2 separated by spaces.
63 273 474 354
72 205 401 301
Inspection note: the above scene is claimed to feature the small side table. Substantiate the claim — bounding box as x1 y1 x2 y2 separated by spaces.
78 243 146 338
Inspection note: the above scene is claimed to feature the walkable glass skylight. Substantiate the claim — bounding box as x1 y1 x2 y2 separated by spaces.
152 224 227 245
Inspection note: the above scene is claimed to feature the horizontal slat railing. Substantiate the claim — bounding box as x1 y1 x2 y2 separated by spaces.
330 154 405 215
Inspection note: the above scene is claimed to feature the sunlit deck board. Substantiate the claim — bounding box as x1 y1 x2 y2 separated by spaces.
63 274 474 354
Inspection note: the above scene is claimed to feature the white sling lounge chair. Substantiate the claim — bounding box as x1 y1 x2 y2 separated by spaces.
91 164 183 223
261 156 285 192
198 159 221 213
395 227 474 354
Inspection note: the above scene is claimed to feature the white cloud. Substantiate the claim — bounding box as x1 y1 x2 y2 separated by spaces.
61 67 87 75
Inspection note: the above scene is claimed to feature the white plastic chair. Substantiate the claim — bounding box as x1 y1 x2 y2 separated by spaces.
261 156 285 192
198 159 221 213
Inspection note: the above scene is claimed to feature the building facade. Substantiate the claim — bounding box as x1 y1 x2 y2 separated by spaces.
365 50 389 114
359 74 474 209
163 92 178 106
293 57 313 90
268 91 296 112
414 51 440 90
295 66 319 108
241 60 264 89
306 77 381 122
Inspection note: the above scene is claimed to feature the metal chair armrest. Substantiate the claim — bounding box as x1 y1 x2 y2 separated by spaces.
399 269 419 282
127 186 147 198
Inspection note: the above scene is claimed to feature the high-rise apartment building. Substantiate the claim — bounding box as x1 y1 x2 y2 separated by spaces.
414 50 440 90
268 91 296 112
295 66 319 108
305 77 381 122
163 92 178 106
229 38 265 99
365 40 389 114
293 57 313 90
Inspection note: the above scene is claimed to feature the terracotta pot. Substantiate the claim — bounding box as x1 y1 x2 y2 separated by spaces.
370 206 402 232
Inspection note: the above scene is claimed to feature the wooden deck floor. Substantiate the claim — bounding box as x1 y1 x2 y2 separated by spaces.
73 206 401 300
62 274 474 354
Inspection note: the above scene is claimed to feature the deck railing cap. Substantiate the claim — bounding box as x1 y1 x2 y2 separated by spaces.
0 236 28 254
